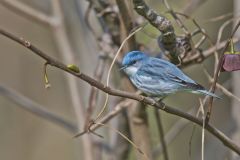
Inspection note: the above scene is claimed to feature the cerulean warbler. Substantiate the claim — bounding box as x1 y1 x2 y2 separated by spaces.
121 51 220 99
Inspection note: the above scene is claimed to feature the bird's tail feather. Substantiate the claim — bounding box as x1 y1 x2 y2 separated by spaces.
197 90 221 99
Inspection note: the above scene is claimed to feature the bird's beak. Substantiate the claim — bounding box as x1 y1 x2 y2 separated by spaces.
119 65 128 71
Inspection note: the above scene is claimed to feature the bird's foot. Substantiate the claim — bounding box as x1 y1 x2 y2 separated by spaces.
161 103 166 110
139 95 145 102
151 100 157 106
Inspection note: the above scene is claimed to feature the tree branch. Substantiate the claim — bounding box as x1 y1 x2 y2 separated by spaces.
206 20 240 123
0 0 56 26
182 37 240 66
182 0 207 15
0 85 77 133
50 1 95 160
0 28 240 155
154 109 169 160
132 0 180 63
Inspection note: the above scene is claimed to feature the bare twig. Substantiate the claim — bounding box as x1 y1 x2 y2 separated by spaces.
51 0 85 128
163 5 198 60
182 37 240 66
204 70 240 103
0 0 57 26
85 54 107 130
50 1 94 159
94 24 144 121
95 122 149 160
90 100 133 131
1 28 240 155
182 0 207 15
206 20 240 123
216 18 240 47
164 0 189 35
152 107 197 158
0 85 77 133
204 12 233 23
199 99 205 160
173 12 219 68
154 109 169 160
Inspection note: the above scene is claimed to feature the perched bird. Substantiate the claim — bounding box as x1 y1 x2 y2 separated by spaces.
121 51 220 99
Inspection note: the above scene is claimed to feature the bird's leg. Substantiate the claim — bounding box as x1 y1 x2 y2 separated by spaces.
138 93 158 106
148 96 165 106
138 92 150 104
160 102 166 110
139 94 145 102
153 97 167 110
150 100 157 106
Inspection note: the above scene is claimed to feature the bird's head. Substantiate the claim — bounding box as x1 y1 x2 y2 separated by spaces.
121 51 148 76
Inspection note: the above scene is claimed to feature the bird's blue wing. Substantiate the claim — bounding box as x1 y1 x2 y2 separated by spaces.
137 58 196 84
131 57 203 96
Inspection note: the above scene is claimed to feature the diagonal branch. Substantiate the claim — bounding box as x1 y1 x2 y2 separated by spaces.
0 0 56 26
0 85 77 133
0 28 240 155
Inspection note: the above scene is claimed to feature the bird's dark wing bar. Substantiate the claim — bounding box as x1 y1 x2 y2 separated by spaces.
166 73 205 90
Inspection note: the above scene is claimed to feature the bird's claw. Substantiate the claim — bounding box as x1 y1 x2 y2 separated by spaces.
151 100 156 106
139 95 145 101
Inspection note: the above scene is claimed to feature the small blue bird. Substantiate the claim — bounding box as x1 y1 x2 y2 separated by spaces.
121 51 220 99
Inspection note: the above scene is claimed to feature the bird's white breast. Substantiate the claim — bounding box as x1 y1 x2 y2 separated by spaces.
124 66 138 76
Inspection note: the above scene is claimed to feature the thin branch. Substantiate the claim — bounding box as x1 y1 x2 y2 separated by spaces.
199 99 205 160
204 70 240 103
164 0 189 34
182 37 240 66
95 122 149 160
94 24 144 121
85 54 107 130
73 100 133 139
50 1 94 160
0 0 56 26
204 12 233 23
152 111 191 157
182 0 207 15
216 18 240 47
91 99 133 131
1 28 240 155
206 20 240 123
154 109 169 160
50 0 87 125
164 6 198 60
173 12 219 68
0 85 77 133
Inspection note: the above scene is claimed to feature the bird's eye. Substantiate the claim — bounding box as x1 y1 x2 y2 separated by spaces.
132 60 137 64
